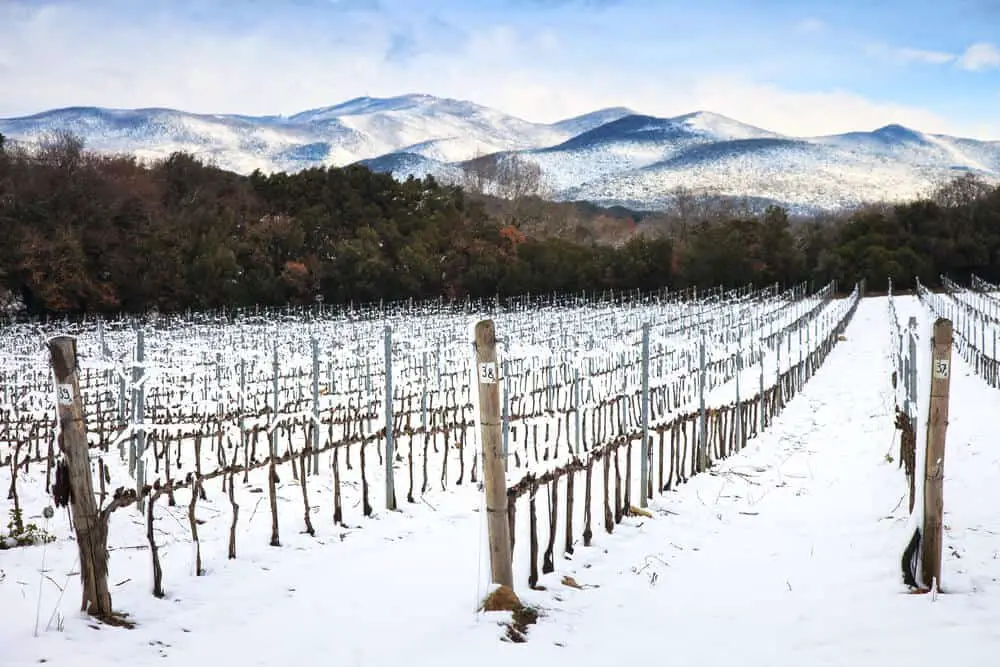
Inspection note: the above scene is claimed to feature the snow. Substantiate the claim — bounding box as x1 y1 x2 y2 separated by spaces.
559 133 1000 213
3 95 999 212
4 295 1000 666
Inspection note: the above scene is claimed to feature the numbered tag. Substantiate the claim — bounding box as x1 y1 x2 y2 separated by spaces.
56 383 74 406
478 362 498 384
933 359 950 380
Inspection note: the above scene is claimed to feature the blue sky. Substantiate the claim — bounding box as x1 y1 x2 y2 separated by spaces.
1 0 998 137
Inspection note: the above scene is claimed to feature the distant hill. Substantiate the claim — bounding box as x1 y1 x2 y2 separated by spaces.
3 94 998 213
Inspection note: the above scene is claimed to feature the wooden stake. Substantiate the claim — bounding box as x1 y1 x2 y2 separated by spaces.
921 317 953 590
475 320 514 589
49 336 114 616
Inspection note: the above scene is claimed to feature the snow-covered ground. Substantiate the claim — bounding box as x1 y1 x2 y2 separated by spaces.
3 295 1000 666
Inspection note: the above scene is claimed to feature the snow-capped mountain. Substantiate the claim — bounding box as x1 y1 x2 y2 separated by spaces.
559 123 1000 212
1 94 997 212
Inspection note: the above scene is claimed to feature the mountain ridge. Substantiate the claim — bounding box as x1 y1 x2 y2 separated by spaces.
2 94 998 213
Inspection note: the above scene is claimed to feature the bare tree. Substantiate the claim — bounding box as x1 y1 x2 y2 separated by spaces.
494 153 544 223
461 149 500 195
660 185 734 239
496 154 541 199
35 130 85 170
931 172 996 208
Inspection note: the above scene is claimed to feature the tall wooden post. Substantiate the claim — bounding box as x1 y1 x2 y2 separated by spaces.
474 320 514 589
921 317 953 590
49 336 114 616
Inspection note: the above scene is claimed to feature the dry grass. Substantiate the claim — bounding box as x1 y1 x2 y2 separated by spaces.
481 585 538 643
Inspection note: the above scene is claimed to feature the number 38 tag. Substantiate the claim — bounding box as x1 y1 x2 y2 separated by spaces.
478 362 498 384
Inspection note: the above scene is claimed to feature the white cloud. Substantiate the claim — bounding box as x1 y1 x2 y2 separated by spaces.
957 42 1000 71
896 47 955 65
0 3 996 140
865 42 955 65
867 40 1000 73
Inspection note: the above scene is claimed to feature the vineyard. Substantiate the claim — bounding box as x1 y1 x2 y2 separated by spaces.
7 279 1000 665
0 280 866 601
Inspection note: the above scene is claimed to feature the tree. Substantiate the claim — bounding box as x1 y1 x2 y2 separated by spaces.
36 130 85 170
460 149 499 195
494 153 544 224
931 173 995 208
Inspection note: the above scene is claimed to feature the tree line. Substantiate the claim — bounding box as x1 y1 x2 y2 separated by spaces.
1 130 999 315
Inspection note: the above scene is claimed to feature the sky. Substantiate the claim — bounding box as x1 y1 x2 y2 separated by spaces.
0 0 998 138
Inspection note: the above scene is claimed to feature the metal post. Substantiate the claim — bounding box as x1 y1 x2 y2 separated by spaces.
776 330 782 387
421 351 429 430
436 339 442 385
98 319 108 358
574 367 582 456
384 326 396 510
239 357 247 464
271 346 279 473
698 331 707 472
735 344 743 449
798 322 804 389
547 360 554 413
365 355 371 394
134 329 146 512
620 354 628 434
640 322 650 507
501 358 510 470
907 318 918 420
311 337 321 475
759 342 765 431
117 366 127 461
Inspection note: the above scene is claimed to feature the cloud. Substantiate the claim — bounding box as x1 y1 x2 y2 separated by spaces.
0 2 996 140
956 42 1000 70
866 42 955 65
896 47 955 65
868 40 1000 71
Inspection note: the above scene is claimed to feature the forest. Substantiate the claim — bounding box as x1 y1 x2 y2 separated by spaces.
1 130 999 315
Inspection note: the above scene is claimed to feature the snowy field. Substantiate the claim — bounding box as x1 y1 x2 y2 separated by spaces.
3 288 1000 666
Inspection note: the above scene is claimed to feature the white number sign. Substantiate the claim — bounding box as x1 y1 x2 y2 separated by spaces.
56 383 74 406
933 358 950 380
478 362 498 384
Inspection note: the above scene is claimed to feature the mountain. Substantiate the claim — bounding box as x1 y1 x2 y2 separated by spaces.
0 95 580 173
521 111 783 192
2 95 998 213
560 122 1000 212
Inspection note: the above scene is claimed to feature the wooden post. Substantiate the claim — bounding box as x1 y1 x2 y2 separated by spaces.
921 317 953 590
474 320 514 589
49 336 114 617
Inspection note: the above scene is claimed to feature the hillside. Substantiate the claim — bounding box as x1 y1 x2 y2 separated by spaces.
2 95 998 213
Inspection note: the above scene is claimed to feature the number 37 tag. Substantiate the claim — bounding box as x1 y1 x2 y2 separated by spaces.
933 358 949 380
57 383 74 405
478 362 498 384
